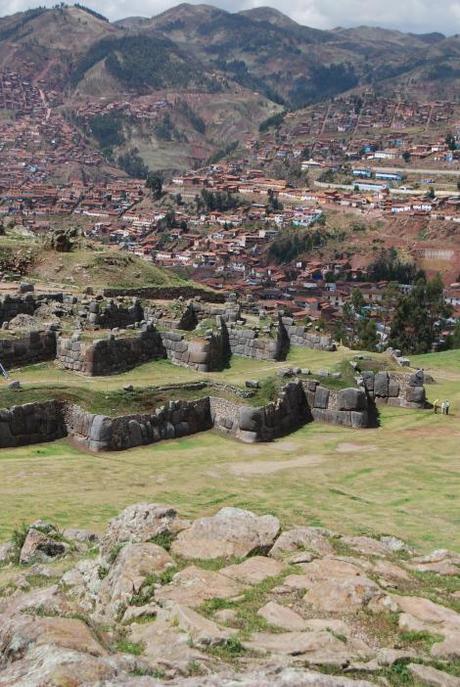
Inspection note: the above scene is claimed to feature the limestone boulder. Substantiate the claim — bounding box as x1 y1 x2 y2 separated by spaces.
19 528 67 565
257 601 307 631
100 503 182 558
243 630 372 666
173 605 236 647
408 663 460 687
270 527 335 558
96 542 175 619
408 549 460 576
171 507 280 560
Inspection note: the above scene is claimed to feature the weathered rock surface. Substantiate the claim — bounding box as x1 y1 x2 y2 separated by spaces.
96 542 174 619
220 556 284 584
155 565 243 607
408 663 460 687
19 527 67 565
171 507 280 560
100 503 181 557
269 527 335 558
0 502 458 687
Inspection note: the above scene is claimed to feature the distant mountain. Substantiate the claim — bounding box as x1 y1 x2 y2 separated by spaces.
0 3 458 173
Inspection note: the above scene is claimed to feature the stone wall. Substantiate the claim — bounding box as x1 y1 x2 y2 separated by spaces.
86 299 144 329
102 286 225 303
160 330 228 373
210 380 309 443
281 318 335 352
65 397 212 452
302 380 369 429
225 322 288 362
0 400 66 447
0 293 63 325
360 370 426 409
0 371 427 450
0 330 57 369
56 327 165 376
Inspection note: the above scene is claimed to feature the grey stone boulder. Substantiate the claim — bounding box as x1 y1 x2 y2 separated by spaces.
100 503 182 558
374 372 389 397
313 386 330 409
19 528 67 565
171 507 280 560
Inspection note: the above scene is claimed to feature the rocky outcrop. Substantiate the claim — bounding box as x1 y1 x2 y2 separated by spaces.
171 507 280 560
1 501 458 687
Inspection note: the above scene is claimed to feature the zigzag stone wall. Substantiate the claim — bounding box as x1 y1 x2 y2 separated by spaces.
0 373 426 451
64 397 212 452
360 370 426 409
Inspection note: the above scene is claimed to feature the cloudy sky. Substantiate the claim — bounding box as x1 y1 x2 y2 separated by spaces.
2 0 460 34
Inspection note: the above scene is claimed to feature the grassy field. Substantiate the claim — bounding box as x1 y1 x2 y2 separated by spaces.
0 347 459 552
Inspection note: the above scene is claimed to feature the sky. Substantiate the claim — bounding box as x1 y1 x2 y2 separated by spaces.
2 0 460 35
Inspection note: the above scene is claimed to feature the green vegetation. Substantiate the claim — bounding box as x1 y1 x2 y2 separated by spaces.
259 111 286 133
268 228 327 263
389 274 452 354
206 141 239 165
71 35 217 92
114 639 144 656
195 189 244 213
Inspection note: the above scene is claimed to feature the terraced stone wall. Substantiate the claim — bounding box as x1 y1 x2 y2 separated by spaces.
65 397 212 452
0 400 66 447
0 330 57 369
56 328 165 375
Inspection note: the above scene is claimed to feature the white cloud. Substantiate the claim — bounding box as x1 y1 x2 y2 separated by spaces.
1 0 458 34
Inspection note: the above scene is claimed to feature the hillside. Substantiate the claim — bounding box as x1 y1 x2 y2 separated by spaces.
0 3 458 174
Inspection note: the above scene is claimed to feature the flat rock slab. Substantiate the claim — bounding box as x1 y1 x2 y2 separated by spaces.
173 605 236 646
243 630 372 665
155 565 243 608
257 601 308 631
408 663 460 687
220 556 284 585
171 507 280 560
304 576 381 612
395 596 460 631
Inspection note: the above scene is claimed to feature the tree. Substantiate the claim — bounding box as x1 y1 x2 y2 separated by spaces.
389 275 452 354
427 186 436 200
146 173 163 200
351 288 365 313
357 317 379 351
402 151 411 163
445 133 457 151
